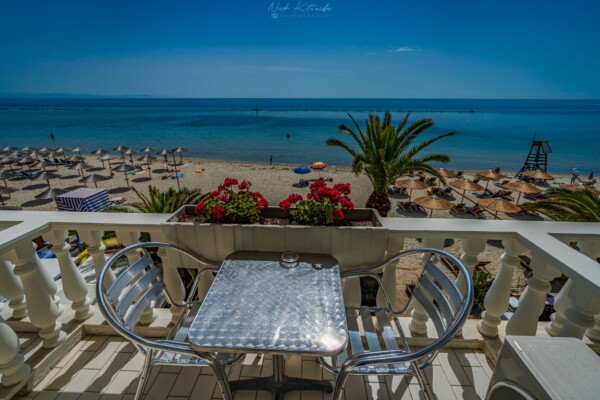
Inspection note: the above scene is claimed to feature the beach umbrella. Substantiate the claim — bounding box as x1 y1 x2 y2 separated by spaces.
521 170 555 181
36 188 66 200
114 145 129 161
0 170 15 186
70 162 93 178
32 171 59 188
8 151 22 158
48 151 63 158
138 155 155 178
71 147 87 157
80 173 109 188
68 155 86 163
502 181 541 205
559 184 600 195
38 147 55 152
157 149 173 164
311 161 327 170
449 179 485 203
29 150 48 160
2 146 17 152
124 148 137 164
92 148 109 155
141 147 155 153
437 168 456 178
477 170 507 189
100 154 116 170
0 186 17 206
18 156 36 171
55 147 72 156
21 146 37 153
32 160 59 172
174 147 188 163
0 156 17 170
293 166 311 175
414 195 454 218
396 178 428 201
477 197 521 219
113 163 136 187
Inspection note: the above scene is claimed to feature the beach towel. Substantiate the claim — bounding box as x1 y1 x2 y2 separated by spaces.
173 173 184 179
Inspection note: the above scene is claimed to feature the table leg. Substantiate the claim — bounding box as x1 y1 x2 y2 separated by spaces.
229 355 332 399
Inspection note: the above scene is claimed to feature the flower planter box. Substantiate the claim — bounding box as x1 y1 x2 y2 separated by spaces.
165 206 390 306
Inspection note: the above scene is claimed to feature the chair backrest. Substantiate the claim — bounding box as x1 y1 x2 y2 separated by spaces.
96 241 220 353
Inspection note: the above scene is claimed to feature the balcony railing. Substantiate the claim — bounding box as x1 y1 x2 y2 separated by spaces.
0 210 599 397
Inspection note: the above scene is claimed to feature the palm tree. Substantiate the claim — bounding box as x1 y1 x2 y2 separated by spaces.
107 185 205 213
327 111 456 216
524 188 600 222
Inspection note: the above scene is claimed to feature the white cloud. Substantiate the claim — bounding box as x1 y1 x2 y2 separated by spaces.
390 47 417 53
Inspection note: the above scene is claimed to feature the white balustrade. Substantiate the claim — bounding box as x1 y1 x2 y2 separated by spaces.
457 238 487 293
478 239 525 338
409 236 445 336
556 281 600 338
153 229 187 324
0 316 31 387
377 235 405 308
78 230 115 288
578 240 600 341
0 255 27 320
47 230 94 321
9 240 66 348
506 251 560 336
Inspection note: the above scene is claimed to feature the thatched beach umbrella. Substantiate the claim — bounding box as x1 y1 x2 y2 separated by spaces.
521 170 555 181
174 146 188 164
55 147 72 157
559 184 600 195
32 160 59 172
415 195 454 218
114 163 136 187
113 145 129 161
0 170 15 186
449 179 485 203
32 171 59 189
80 173 109 188
396 179 428 201
2 146 17 152
21 146 37 153
138 155 156 178
68 155 86 163
18 156 36 171
100 154 116 170
0 156 17 170
436 168 456 187
92 148 109 155
8 151 21 158
502 181 541 205
71 147 87 157
37 188 66 200
477 170 507 190
38 147 55 152
29 150 47 160
141 147 155 153
70 162 93 178
157 149 173 164
477 197 521 219
0 186 17 206
124 148 137 164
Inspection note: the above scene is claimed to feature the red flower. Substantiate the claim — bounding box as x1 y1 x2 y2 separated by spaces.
340 197 354 210
194 201 205 216
279 200 291 211
223 178 238 187
333 183 351 196
218 193 229 202
229 215 236 222
256 199 269 208
211 205 225 220
333 209 345 219
209 191 219 199
287 193 303 203
238 180 251 191
310 179 327 192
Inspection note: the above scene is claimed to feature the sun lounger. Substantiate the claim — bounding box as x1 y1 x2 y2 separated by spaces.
109 196 126 205
495 180 510 188
452 203 467 213
456 171 464 179
427 177 437 185
465 206 486 219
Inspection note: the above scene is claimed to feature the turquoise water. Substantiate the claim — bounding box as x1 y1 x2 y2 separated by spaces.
0 98 599 173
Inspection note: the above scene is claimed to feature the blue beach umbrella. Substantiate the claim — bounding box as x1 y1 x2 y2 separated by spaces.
293 166 311 175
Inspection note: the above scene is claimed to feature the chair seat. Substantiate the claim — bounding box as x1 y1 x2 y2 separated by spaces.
323 307 413 376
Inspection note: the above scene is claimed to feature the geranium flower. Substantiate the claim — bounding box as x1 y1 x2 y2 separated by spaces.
211 205 225 220
340 197 354 210
209 191 219 198
333 209 345 219
287 193 303 203
333 183 351 196
238 180 251 190
195 201 205 216
279 200 291 211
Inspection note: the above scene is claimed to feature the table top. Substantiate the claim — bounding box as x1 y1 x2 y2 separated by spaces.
188 251 348 356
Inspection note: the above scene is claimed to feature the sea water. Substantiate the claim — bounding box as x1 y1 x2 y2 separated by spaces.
0 98 598 173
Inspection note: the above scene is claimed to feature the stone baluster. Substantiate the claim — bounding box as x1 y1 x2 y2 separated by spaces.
579 240 600 341
506 251 560 336
377 235 405 308
0 316 31 387
47 230 95 321
78 230 115 288
478 238 525 338
409 236 445 336
456 238 487 293
154 230 187 324
0 255 27 320
545 239 572 336
115 230 156 325
556 280 600 339
9 240 66 348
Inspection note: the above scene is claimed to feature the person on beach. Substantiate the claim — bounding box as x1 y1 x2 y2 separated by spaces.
286 133 291 140
269 155 273 165
50 132 55 141
571 168 579 184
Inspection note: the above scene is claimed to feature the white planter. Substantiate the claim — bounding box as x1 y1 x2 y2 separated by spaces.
165 206 390 305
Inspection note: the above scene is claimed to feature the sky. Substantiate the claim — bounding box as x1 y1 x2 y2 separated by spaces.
1 0 599 98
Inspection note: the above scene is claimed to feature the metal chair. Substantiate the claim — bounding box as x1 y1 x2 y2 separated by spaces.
320 248 474 400
96 242 242 400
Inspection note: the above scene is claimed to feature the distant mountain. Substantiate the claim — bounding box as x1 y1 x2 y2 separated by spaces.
0 92 156 99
